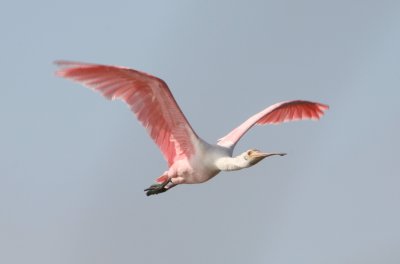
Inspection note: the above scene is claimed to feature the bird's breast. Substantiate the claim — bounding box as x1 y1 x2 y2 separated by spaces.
169 143 231 184
169 157 219 184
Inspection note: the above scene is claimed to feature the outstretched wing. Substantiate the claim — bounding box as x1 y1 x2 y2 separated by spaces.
217 100 329 148
55 61 199 166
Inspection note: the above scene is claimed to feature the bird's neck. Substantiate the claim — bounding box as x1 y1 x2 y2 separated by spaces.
215 156 248 171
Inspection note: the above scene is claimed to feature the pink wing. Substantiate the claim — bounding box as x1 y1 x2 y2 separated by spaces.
55 61 199 166
217 100 329 148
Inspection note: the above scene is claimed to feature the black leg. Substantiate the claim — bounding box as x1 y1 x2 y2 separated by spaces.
144 179 172 196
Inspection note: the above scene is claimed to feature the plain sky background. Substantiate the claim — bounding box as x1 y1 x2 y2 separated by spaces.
1 0 400 263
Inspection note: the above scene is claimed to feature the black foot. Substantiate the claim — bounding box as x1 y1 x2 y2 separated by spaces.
144 179 171 196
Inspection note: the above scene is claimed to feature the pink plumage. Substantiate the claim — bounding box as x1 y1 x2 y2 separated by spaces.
55 60 329 196
217 100 329 148
55 61 198 166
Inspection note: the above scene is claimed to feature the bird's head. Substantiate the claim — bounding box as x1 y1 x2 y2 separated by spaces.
240 149 287 167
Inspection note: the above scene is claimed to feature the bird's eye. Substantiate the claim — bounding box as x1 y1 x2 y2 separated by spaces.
247 150 252 156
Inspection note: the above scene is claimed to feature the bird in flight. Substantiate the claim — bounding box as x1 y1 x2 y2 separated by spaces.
55 61 329 196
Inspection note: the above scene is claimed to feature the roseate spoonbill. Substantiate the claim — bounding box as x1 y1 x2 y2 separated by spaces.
55 61 329 196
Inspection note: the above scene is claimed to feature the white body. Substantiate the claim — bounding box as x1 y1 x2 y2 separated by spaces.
167 140 235 185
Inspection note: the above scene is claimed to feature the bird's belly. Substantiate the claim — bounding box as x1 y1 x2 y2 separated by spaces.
184 168 220 184
168 159 220 184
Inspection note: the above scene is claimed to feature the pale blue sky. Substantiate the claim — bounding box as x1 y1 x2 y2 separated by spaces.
1 1 400 263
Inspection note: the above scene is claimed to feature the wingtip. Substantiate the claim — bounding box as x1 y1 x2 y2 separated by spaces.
54 60 92 68
53 60 70 77
53 60 97 77
318 102 330 111
54 60 75 67
53 60 65 66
